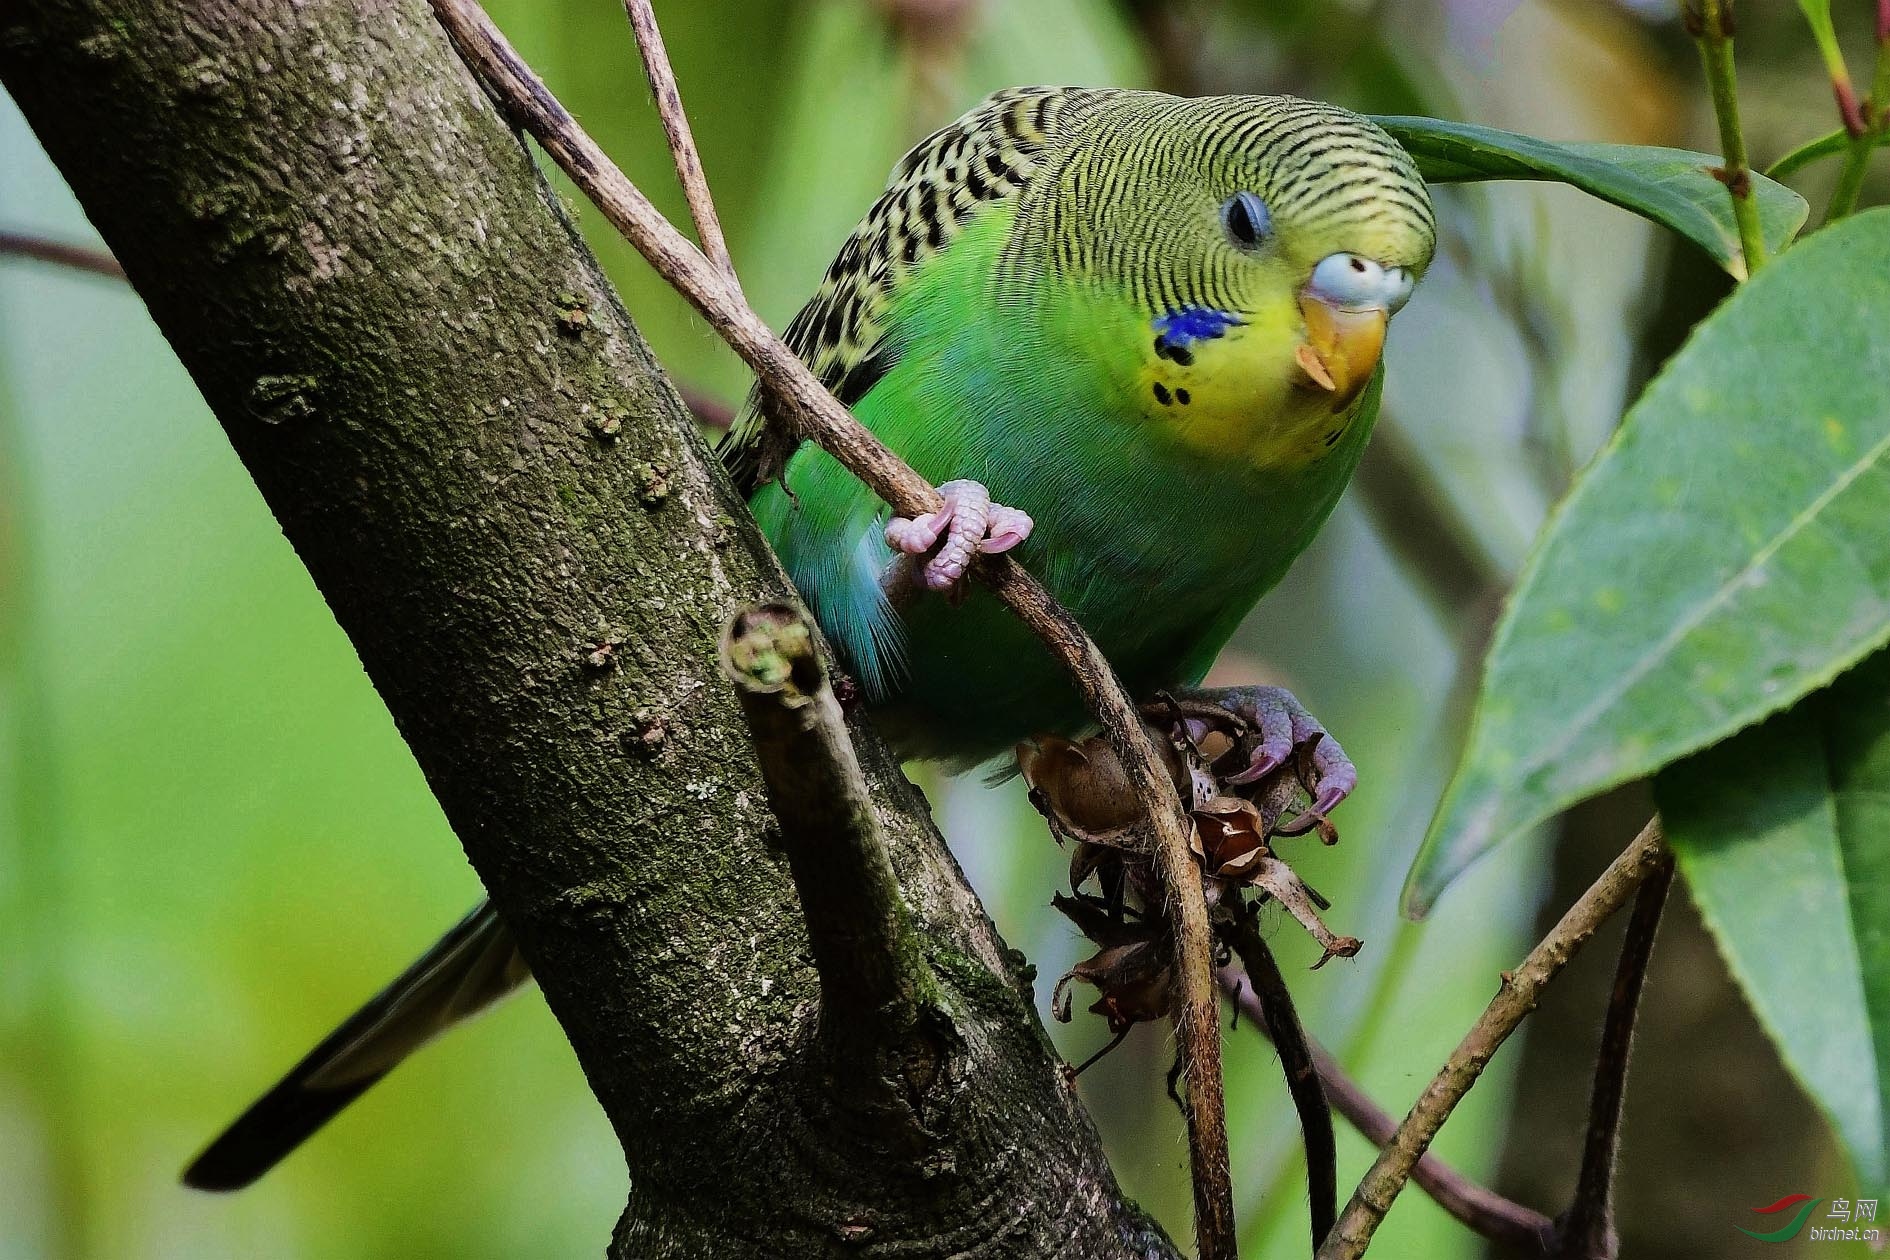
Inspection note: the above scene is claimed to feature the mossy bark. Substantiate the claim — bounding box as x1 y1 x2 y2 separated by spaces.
0 3 1177 1255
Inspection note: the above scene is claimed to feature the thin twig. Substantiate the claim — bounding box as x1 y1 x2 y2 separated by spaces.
618 0 740 290
1217 969 1557 1253
1227 915 1337 1253
679 386 734 431
1124 0 1209 96
1686 0 1768 276
1351 417 1506 626
1551 848 1675 1259
425 4 1234 1253
0 231 125 280
719 604 932 1034
1316 817 1669 1260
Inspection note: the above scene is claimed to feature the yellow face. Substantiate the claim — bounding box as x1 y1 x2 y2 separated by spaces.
1132 289 1380 471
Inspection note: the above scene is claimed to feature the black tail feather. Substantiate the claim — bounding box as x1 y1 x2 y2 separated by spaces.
183 901 527 1191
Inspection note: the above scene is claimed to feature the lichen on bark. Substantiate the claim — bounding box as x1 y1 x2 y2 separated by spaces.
0 1 1177 1255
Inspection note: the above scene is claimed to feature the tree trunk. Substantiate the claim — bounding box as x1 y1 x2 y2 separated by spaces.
0 3 1176 1255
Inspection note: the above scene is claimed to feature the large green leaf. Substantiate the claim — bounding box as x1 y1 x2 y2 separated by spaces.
1659 651 1890 1193
1406 209 1890 915
1374 116 1808 278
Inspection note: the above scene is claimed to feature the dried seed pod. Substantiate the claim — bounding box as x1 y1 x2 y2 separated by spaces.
1017 729 1182 850
1190 795 1271 878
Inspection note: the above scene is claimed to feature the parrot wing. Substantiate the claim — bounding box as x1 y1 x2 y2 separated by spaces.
717 86 1092 494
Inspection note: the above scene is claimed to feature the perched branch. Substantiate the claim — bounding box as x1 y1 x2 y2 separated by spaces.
1685 0 1768 275
1316 817 1669 1260
0 231 125 280
1226 916 1337 1253
1218 972 1557 1253
427 4 1233 1253
618 0 739 290
720 604 932 1038
1551 849 1675 1259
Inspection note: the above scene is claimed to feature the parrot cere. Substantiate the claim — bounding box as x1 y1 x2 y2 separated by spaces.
183 86 1433 1192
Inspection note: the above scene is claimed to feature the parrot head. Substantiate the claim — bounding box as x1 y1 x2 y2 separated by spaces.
1009 92 1436 468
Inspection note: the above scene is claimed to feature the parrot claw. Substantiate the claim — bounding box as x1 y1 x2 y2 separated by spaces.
1180 685 1356 830
884 478 1034 595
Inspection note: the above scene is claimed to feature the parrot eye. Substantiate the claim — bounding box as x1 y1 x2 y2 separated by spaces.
1308 252 1416 313
1220 191 1272 249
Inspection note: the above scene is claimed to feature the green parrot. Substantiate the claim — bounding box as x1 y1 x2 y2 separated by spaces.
184 87 1434 1191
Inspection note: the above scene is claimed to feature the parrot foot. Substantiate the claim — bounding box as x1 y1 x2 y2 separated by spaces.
1176 685 1357 834
883 478 1033 595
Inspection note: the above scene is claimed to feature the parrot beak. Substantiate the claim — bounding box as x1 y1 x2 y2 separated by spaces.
1294 293 1387 412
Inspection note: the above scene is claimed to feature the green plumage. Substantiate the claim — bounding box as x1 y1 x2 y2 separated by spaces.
725 87 1435 766
183 89 1443 1187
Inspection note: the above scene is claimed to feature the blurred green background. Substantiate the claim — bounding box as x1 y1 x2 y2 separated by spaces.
1 1 1876 1256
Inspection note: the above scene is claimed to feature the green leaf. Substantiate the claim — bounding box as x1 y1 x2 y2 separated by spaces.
1659 650 1890 1194
1406 208 1890 916
1374 115 1809 278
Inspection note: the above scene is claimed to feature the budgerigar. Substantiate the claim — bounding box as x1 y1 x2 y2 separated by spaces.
184 87 1435 1191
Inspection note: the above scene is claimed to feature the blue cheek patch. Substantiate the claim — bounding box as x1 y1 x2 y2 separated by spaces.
1151 307 1244 366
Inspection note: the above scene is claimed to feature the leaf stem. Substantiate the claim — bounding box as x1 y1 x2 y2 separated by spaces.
1827 137 1874 222
1825 9 1890 223
1798 0 1865 135
1690 0 1769 276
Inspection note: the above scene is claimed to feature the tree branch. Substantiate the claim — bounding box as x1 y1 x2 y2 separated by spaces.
1316 817 1669 1260
617 0 739 290
1551 848 1675 1259
0 231 125 280
720 604 933 1045
427 4 1234 1252
1351 415 1506 625
0 3 1176 1254
1218 973 1557 1253
1225 915 1337 1253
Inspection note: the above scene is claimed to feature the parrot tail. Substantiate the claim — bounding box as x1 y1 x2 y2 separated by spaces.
182 900 529 1191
